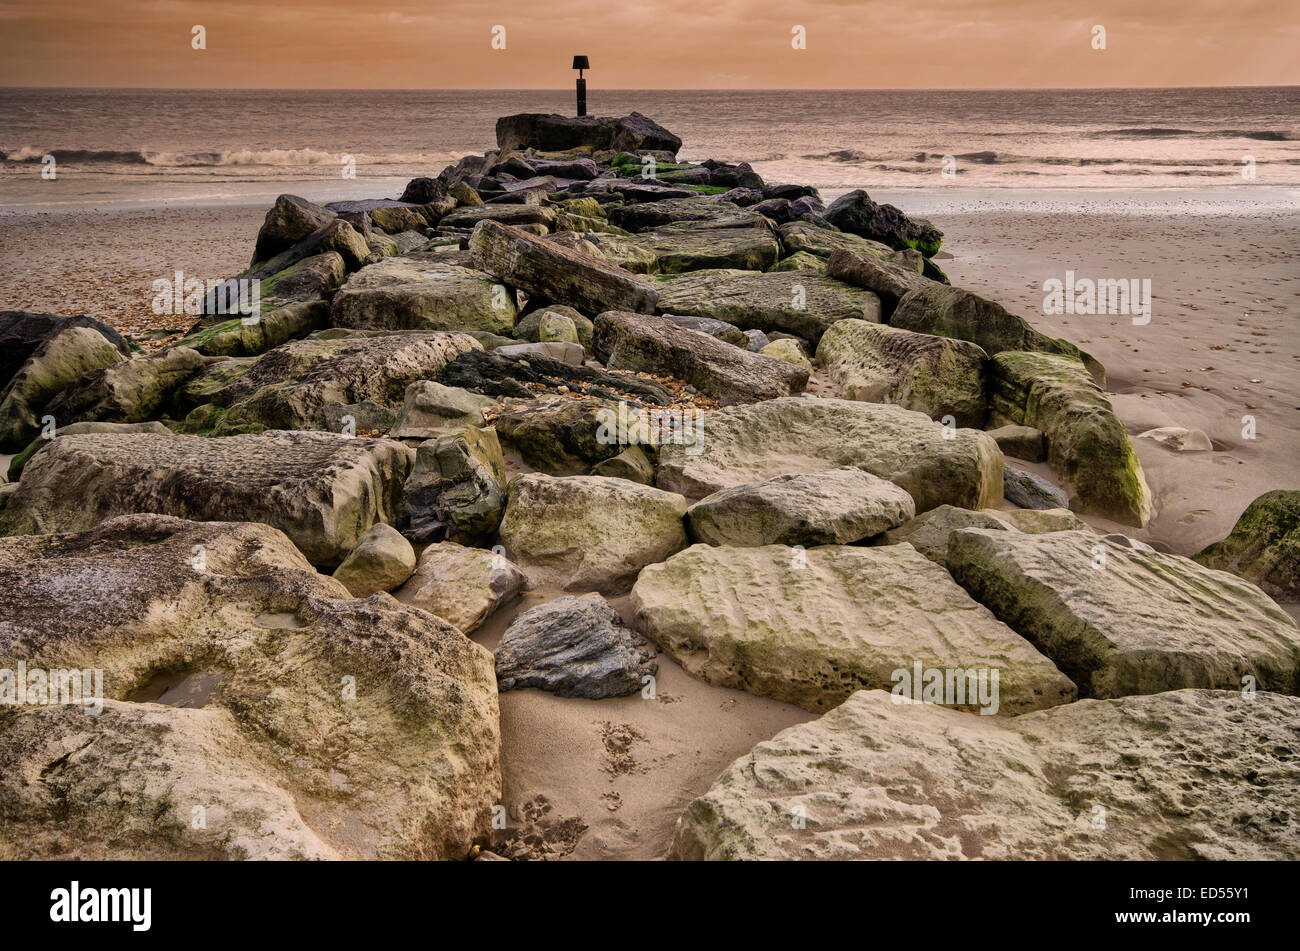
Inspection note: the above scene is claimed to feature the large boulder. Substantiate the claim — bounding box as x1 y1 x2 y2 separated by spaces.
816 319 987 427
0 310 130 390
175 300 330 359
470 220 658 316
1194 490 1300 599
495 112 682 156
499 473 689 594
822 190 942 256
493 396 625 475
593 311 807 404
686 467 915 547
6 420 172 482
0 514 498 860
990 351 1151 526
438 203 556 231
652 269 880 344
631 225 781 273
393 540 526 634
672 688 1300 860
608 199 764 233
252 194 337 265
0 430 413 567
892 283 1103 383
0 326 127 450
402 425 507 543
884 503 1089 565
494 593 658 699
825 248 937 317
947 528 1300 698
776 221 894 261
546 230 659 274
391 380 495 439
331 522 416 596
655 397 1003 514
45 346 207 425
209 331 480 434
330 256 516 334
632 543 1074 714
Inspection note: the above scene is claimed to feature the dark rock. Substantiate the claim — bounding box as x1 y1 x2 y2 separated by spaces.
823 189 943 257
403 425 506 543
253 195 336 266
494 593 657 699
1003 466 1070 510
826 248 938 318
437 348 673 405
399 176 452 205
493 396 624 474
495 112 682 156
0 311 131 389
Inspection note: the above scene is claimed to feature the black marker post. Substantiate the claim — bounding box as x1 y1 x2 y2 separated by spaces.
573 55 589 117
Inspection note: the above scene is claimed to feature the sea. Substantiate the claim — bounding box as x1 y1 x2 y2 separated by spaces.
2 86 1297 210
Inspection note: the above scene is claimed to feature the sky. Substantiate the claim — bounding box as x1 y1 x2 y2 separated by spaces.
0 0 1297 89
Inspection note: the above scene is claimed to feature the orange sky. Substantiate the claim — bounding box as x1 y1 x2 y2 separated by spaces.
1 0 1296 88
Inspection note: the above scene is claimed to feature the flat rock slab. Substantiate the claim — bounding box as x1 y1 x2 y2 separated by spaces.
593 311 807 404
653 269 881 344
494 593 657 699
672 688 1300 860
500 473 689 594
816 318 988 427
607 199 761 232
655 397 1002 514
632 543 1075 714
470 220 658 315
210 331 480 433
331 257 516 334
0 430 413 567
0 514 498 860
630 225 781 272
687 467 915 547
777 222 895 260
991 351 1151 526
947 528 1300 698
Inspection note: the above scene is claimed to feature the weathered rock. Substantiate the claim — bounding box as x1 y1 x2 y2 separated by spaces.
825 248 937 317
0 431 412 567
767 251 827 274
1137 426 1213 452
947 528 1300 698
593 311 808 404
252 194 337 265
884 505 1012 564
742 330 770 351
500 473 689 593
332 522 416 596
609 200 764 234
331 256 516 334
823 190 942 256
1004 465 1070 510
633 543 1074 714
990 351 1151 526
493 397 625 475
496 112 682 156
995 507 1089 533
394 541 525 634
46 347 207 424
0 514 498 860
175 300 330 358
439 203 556 231
5 420 172 482
776 221 895 261
660 313 749 347
212 332 480 434
0 310 130 390
987 423 1047 462
398 176 452 206
494 593 657 699
470 220 657 315
672 688 1300 860
652 269 880 344
402 426 506 543
589 444 654 484
892 284 1103 382
656 397 1002 514
632 225 781 273
816 319 987 427
0 327 127 450
322 400 396 434
546 230 659 274
438 348 671 406
687 468 915 547
758 338 813 371
492 341 584 364
514 305 593 348
257 251 346 306
1194 490 1300 599
391 381 495 439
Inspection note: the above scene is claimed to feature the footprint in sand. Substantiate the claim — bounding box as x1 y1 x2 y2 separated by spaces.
1177 509 1212 525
